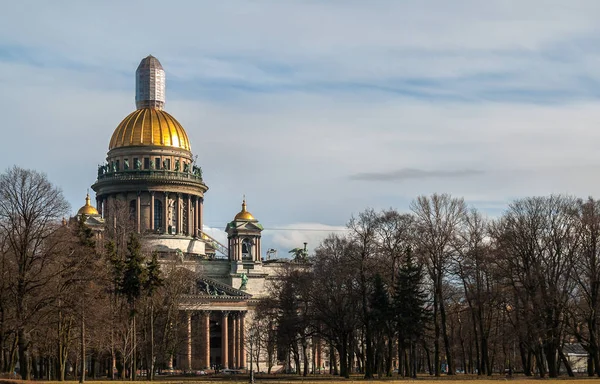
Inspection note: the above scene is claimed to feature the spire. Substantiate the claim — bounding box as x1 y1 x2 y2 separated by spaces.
135 55 166 110
234 196 255 221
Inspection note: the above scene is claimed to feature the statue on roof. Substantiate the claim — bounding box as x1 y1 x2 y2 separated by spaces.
240 273 248 290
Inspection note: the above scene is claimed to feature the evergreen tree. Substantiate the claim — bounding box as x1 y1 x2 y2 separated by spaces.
370 274 391 377
393 248 430 378
120 233 146 304
144 252 162 380
74 216 98 383
119 233 147 380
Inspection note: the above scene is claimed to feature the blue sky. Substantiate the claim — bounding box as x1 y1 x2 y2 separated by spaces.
1 1 600 252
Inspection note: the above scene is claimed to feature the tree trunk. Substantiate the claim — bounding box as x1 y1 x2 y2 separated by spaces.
433 289 440 376
149 303 154 381
385 335 393 376
17 328 31 380
332 342 341 377
519 341 531 376
423 340 432 375
302 339 309 377
438 275 453 375
132 314 137 381
411 341 417 378
544 341 558 378
80 312 86 384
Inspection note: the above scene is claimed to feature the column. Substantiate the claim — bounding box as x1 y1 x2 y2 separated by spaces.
199 198 203 235
136 194 141 233
255 237 261 261
150 192 155 231
96 197 101 217
187 195 192 236
231 314 238 368
177 194 182 234
221 312 229 369
194 197 199 237
202 311 210 369
164 192 169 233
239 312 246 369
187 312 193 370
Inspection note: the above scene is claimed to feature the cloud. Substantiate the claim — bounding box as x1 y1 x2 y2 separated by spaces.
201 225 228 250
0 0 599 234
264 223 348 256
349 168 484 182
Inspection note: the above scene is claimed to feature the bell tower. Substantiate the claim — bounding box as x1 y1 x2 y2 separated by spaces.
226 198 263 263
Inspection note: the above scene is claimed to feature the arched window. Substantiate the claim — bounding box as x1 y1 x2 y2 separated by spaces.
154 199 163 231
242 238 253 260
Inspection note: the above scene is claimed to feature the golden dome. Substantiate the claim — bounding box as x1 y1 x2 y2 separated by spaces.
109 108 191 151
77 193 99 216
234 199 255 221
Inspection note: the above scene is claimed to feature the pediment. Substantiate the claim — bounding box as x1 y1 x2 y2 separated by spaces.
228 220 263 232
195 276 251 300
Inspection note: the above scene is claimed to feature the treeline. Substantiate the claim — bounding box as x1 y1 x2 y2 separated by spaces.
0 167 192 380
256 194 600 379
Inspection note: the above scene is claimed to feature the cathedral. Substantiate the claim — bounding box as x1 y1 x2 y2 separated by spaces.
75 55 289 371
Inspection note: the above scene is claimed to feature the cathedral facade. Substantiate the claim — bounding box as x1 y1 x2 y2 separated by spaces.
78 55 287 371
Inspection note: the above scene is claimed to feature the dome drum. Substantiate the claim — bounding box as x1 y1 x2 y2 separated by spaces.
104 148 195 174
92 171 207 196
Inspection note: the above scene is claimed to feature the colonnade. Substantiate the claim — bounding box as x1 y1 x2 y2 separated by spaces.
97 192 204 237
183 310 246 370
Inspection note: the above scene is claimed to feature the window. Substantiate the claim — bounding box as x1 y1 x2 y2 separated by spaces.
155 158 161 170
154 199 163 230
144 158 150 169
242 238 253 260
115 160 120 171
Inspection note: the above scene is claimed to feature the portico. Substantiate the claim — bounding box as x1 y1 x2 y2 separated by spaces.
178 277 251 370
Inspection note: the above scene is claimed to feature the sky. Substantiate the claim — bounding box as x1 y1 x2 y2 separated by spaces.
1 1 599 254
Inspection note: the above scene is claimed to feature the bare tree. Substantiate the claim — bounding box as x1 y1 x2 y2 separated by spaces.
568 197 600 376
311 234 361 378
453 209 497 375
0 167 69 379
491 195 580 377
347 209 379 379
410 193 466 376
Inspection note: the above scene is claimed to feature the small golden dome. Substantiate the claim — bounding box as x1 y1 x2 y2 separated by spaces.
109 108 191 151
78 193 99 216
234 199 255 221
